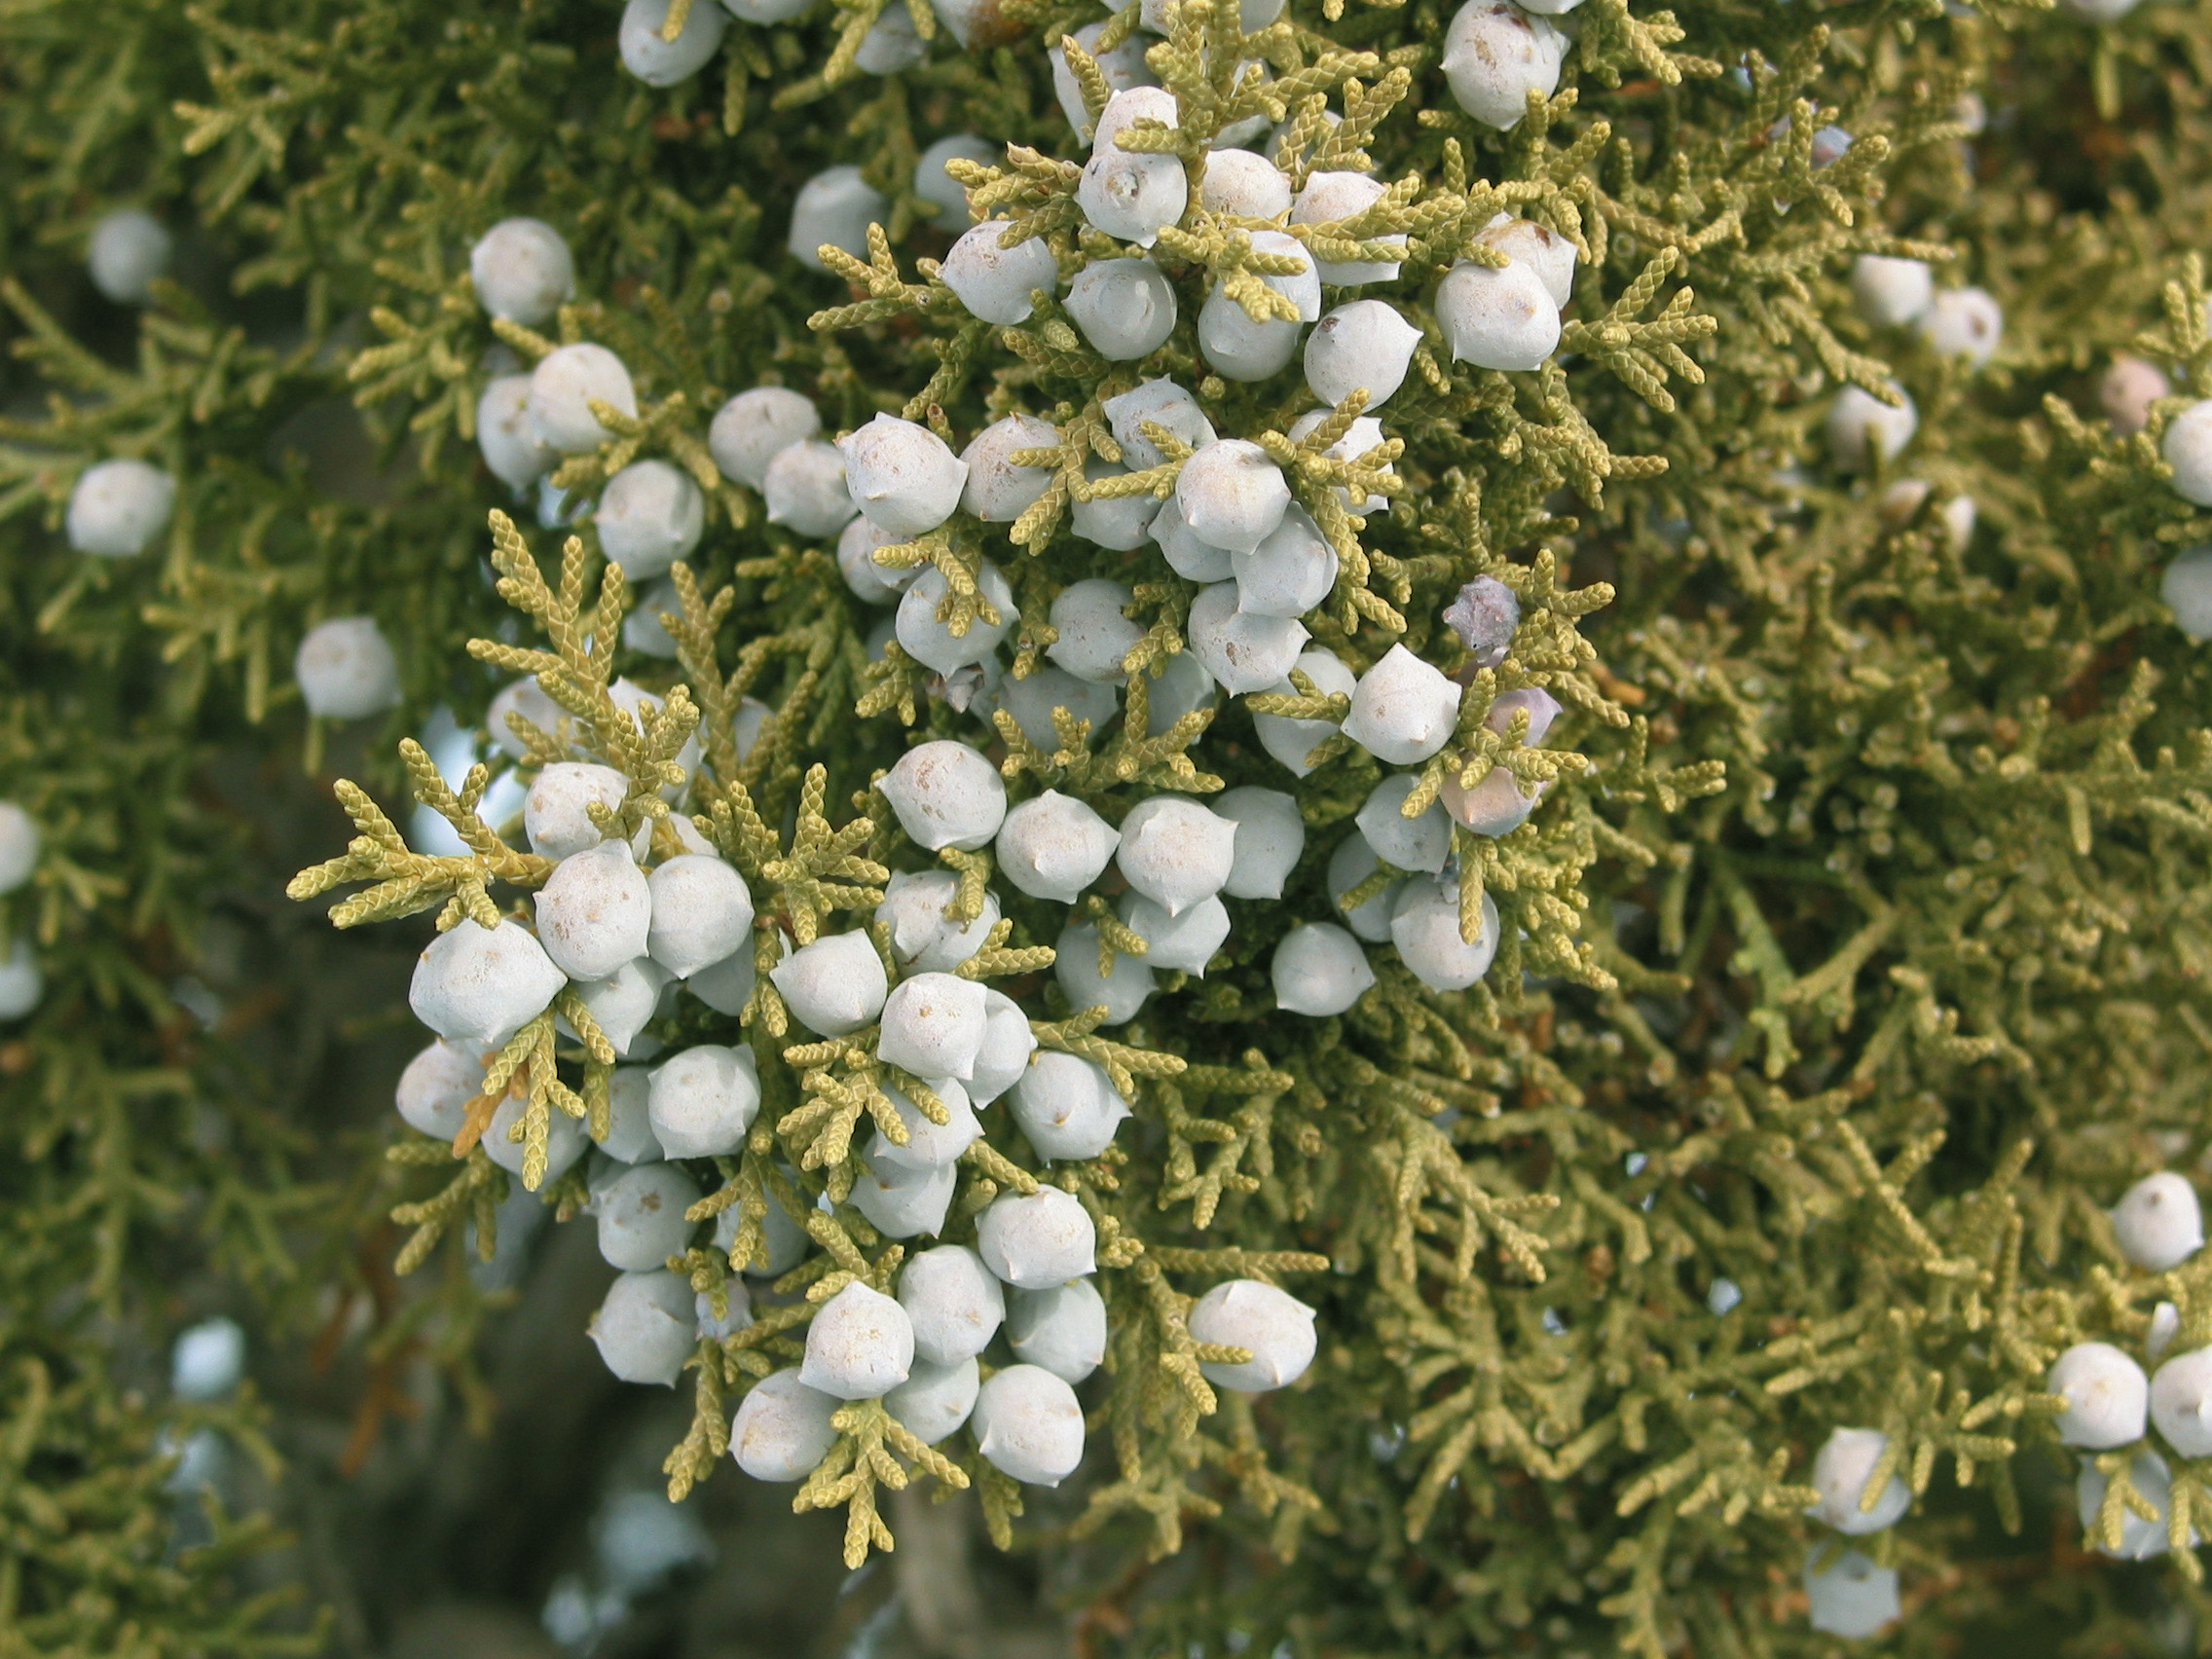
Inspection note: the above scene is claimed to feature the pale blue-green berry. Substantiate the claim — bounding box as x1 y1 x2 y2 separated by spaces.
1803 1548 1899 1640
1850 254 1933 328
2077 1450 2179 1559
2151 1346 2212 1456
2162 548 2212 641
2046 1342 2149 1449
1117 795 1235 916
2152 1301 2182 1360
978 1188 1097 1289
1391 879 1500 993
1444 574 1521 667
1102 378 1215 469
1488 684 1562 744
1199 148 1292 219
837 516 910 604
1069 459 1161 549
996 790 1119 903
0 937 40 1020
730 1369 840 1480
89 208 171 305
1048 579 1142 682
528 343 636 453
876 869 999 975
1117 891 1229 976
619 0 725 84
854 1 924 71
1290 171 1402 283
1476 212 1576 307
591 1270 698 1385
718 1180 812 1276
710 386 820 490
840 415 968 537
1879 479 1976 552
1079 90 1187 247
1287 409 1390 516
915 136 997 221
1051 20 1157 139
1828 383 1918 471
296 616 402 720
882 740 1007 850
477 375 559 490
1342 644 1462 764
853 1145 960 1237
1443 1 1564 128
1152 494 1235 581
1008 1277 1107 1382
568 955 671 1056
958 413 1058 522
1436 259 1560 371
1443 764 1544 836
647 1044 760 1158
877 972 990 1082
1305 300 1422 410
722 0 815 21
488 675 564 761
2113 1171 2203 1271
896 559 1016 672
1213 786 1304 899
0 802 38 896
410 918 566 1051
1357 775 1451 873
595 460 703 580
696 1279 753 1342
973 1363 1086 1485
1232 505 1339 618
2103 354 2169 436
800 1281 914 1399
1271 922 1375 1015
1190 1278 1316 1390
469 217 573 324
761 438 857 536
67 458 176 559
789 166 888 270
1807 1427 1911 1535
886 1356 980 1444
1326 834 1402 942
645 854 754 979
1011 1051 1131 1161
523 762 632 861
396 1039 482 1141
685 944 756 1016
1186 582 1309 694
940 221 1058 324
2168 401 2212 504
172 1318 245 1401
535 840 652 982
1139 650 1217 736
769 931 889 1036
993 663 1119 749
968 990 1038 1105
1064 255 1180 357
1142 0 1282 28
899 1243 1006 1365
869 1078 981 1172
1920 286 2001 364
1253 646 1355 776
596 1162 701 1272
600 1067 664 1163
485 1088 588 1181
1198 231 1319 379
1055 922 1155 1024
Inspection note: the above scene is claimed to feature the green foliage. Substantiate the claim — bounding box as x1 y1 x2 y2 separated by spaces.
11 0 2212 1652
